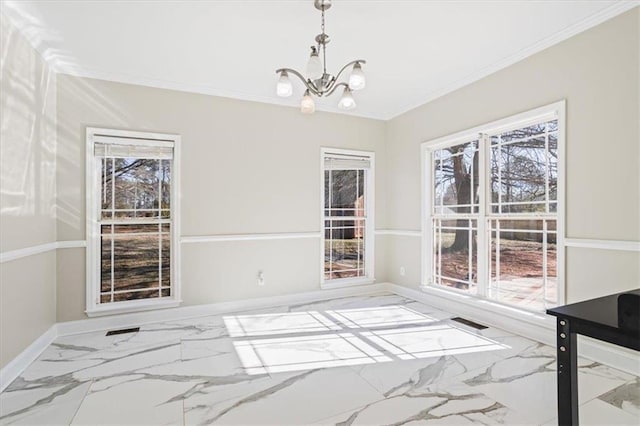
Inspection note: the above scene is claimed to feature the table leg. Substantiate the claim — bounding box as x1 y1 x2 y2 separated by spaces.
557 317 578 426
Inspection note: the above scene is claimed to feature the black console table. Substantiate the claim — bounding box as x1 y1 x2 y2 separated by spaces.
547 289 640 426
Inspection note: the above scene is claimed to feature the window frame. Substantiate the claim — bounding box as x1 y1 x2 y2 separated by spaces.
85 127 181 317
421 101 565 312
320 147 375 289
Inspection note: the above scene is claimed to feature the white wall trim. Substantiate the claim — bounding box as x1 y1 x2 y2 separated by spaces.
374 229 422 237
388 283 640 376
578 335 640 375
181 232 321 244
0 325 57 392
564 238 640 252
0 242 57 263
0 240 86 263
56 240 87 249
57 283 390 336
389 1 640 119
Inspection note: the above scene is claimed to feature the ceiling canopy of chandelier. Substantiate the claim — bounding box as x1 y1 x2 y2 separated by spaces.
275 0 366 114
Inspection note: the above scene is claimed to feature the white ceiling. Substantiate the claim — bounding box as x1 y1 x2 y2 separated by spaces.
2 0 635 119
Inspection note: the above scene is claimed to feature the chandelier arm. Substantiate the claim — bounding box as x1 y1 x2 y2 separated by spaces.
276 68 307 85
333 60 367 84
326 82 348 97
276 68 323 96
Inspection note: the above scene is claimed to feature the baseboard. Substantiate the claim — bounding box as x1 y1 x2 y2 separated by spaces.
578 336 640 375
57 283 389 336
387 283 555 345
386 283 640 376
0 324 57 392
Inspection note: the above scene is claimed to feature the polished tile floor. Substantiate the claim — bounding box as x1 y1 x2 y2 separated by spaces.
0 293 638 425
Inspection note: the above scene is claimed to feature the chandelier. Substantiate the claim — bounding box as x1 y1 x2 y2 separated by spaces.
275 0 366 114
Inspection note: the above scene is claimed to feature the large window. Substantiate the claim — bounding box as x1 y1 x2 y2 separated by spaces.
321 148 374 287
86 128 180 315
424 102 564 312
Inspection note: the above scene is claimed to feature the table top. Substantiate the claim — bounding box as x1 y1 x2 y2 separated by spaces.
547 289 640 349
547 289 639 328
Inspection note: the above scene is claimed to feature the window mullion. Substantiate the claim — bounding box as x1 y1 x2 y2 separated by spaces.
476 133 488 298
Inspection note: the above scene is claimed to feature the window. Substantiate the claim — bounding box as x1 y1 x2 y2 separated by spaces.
321 148 374 287
423 102 564 312
86 128 180 315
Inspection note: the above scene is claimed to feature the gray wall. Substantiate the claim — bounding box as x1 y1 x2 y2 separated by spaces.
0 16 57 368
385 8 640 303
55 75 387 321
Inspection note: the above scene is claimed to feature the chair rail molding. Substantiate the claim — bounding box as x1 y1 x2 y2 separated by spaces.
0 240 86 264
564 238 640 252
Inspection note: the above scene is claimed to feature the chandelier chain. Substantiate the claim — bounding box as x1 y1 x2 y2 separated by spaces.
321 7 327 75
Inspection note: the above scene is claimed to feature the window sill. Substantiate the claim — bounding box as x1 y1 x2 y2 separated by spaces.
86 299 182 317
419 284 555 330
321 277 376 290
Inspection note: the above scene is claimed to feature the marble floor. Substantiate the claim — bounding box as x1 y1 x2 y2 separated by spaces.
0 292 638 425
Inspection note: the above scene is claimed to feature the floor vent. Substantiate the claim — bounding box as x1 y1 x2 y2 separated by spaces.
106 327 140 336
451 317 488 330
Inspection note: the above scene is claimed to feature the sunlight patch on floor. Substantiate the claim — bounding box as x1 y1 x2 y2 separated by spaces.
225 306 509 375
224 311 342 337
325 306 437 328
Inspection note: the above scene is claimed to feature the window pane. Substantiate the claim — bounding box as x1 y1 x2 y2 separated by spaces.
100 158 172 220
161 226 171 288
324 219 365 280
488 219 557 311
491 120 557 214
548 132 558 203
100 226 112 295
433 219 477 294
327 169 365 217
100 223 169 303
160 159 171 211
433 141 479 214
491 137 546 213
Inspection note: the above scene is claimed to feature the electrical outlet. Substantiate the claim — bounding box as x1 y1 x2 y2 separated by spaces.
400 266 406 276
257 271 265 286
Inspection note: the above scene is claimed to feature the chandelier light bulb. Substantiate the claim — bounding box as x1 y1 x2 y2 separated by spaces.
338 87 356 110
348 62 366 91
301 90 316 114
276 71 293 97
306 49 323 80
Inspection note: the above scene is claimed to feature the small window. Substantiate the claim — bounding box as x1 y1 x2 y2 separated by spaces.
321 148 374 287
86 129 180 315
